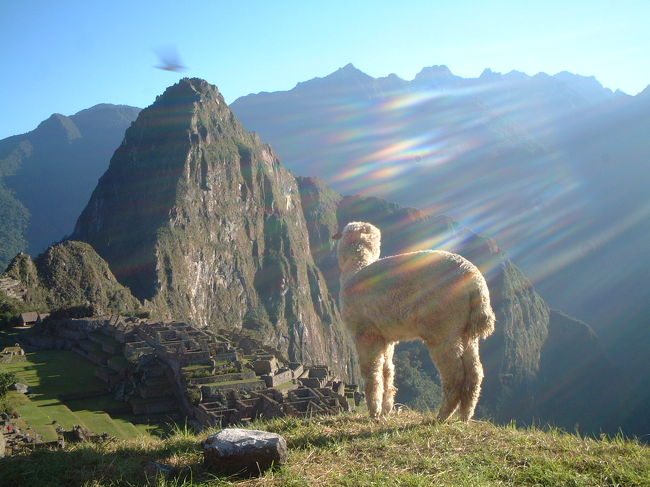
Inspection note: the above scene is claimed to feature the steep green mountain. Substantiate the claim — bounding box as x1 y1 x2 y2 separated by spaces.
2 240 140 315
297 177 625 435
0 104 140 270
71 78 356 380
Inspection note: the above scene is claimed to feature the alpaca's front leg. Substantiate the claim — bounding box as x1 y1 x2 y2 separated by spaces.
356 332 386 418
382 342 397 415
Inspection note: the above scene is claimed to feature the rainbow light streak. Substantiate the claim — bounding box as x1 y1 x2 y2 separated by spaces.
527 199 650 283
310 76 597 289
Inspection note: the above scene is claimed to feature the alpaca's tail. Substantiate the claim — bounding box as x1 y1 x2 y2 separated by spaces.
465 279 496 340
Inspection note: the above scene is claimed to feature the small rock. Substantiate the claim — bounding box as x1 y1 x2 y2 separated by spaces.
13 383 29 394
67 424 93 442
203 428 287 476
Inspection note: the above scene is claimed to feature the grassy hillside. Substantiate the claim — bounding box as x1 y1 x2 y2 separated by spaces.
1 411 648 486
1 348 168 441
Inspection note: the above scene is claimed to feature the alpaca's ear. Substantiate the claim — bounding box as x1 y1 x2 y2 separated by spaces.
332 232 342 240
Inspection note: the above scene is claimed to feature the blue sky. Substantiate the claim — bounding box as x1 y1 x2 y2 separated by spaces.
1 0 649 139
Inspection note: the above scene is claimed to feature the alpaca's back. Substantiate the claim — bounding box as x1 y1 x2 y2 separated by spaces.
340 250 493 345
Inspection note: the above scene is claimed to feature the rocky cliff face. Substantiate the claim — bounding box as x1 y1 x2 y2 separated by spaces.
2 241 140 315
72 79 355 380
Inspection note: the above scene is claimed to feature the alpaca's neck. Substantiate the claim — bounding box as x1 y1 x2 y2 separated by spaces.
339 250 378 287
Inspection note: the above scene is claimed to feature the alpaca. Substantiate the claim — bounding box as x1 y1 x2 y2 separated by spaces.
334 221 495 421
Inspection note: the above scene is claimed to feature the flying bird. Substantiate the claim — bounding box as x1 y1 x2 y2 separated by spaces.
154 45 187 72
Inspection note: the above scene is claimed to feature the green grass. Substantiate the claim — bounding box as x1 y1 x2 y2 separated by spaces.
0 349 170 441
202 378 263 387
182 365 212 372
2 350 108 396
0 410 648 487
275 380 296 390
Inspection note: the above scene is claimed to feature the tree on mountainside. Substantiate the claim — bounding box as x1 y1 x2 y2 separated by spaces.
0 371 18 399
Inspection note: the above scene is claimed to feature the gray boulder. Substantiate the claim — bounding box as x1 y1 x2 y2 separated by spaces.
203 428 287 476
13 383 28 394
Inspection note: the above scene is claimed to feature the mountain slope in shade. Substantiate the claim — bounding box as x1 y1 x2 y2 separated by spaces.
230 63 630 282
0 104 141 270
232 65 650 434
72 78 356 380
297 177 628 435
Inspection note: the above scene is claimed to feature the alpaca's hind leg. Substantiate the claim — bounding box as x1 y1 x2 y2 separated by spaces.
382 342 397 415
356 332 386 418
459 339 483 421
428 342 464 421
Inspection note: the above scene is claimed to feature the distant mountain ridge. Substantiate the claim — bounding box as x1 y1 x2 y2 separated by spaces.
230 63 632 271
0 103 140 270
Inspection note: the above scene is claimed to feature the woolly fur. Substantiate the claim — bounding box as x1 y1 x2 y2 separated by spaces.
336 221 495 420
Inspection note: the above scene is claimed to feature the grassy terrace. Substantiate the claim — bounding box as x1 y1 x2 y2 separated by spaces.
201 378 264 388
182 365 213 372
275 380 296 390
1 410 648 486
1 348 169 441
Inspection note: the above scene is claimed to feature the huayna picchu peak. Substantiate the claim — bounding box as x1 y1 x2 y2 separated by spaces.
72 78 356 380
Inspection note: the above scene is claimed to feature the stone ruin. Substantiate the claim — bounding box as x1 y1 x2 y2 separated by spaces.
1 413 111 458
21 316 363 430
1 344 26 364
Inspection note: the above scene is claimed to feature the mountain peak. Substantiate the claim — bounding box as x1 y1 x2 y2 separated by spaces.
34 113 81 142
479 68 497 79
153 77 224 107
553 71 614 102
72 79 356 379
326 63 372 81
413 65 455 83
293 64 374 93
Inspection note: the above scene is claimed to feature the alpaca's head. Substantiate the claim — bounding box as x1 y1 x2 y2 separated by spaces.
333 221 382 276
